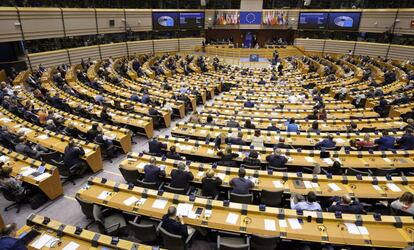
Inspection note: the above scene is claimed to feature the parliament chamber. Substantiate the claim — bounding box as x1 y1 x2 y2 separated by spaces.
0 1 414 250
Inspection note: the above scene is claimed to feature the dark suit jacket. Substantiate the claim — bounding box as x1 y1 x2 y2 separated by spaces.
143 164 165 185
170 169 194 189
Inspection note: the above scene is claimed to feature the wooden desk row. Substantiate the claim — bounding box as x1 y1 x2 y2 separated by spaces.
171 122 406 148
198 113 405 132
0 106 102 173
1 146 63 200
78 177 414 248
18 214 153 250
156 135 414 170
121 153 414 200
41 70 154 138
17 87 133 153
222 92 336 101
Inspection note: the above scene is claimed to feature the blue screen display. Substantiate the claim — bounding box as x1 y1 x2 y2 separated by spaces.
179 12 204 29
298 12 328 29
327 12 361 30
152 12 179 30
240 12 262 25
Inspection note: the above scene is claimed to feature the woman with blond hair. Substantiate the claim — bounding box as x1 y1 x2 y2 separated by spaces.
201 169 222 198
217 145 239 167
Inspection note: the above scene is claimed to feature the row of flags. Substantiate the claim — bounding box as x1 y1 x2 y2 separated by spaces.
215 11 288 26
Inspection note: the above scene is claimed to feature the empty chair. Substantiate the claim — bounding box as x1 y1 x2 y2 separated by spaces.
371 168 397 176
164 184 189 195
159 226 194 250
260 190 284 207
266 166 287 172
128 220 159 244
217 235 250 250
39 151 62 164
119 167 140 185
250 234 280 250
240 163 261 170
229 192 253 204
0 186 26 213
136 179 160 190
52 159 80 185
75 194 95 229
92 205 127 236
345 168 372 176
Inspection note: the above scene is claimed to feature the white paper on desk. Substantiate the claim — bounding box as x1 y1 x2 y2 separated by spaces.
0 117 12 123
137 162 146 170
305 157 315 163
31 234 53 249
177 203 194 217
333 158 342 164
358 226 369 235
311 182 319 188
207 149 215 154
288 218 302 230
97 191 111 200
279 219 287 228
137 198 147 205
264 219 277 231
0 155 9 163
18 127 32 135
33 173 51 181
84 148 91 154
386 183 402 192
303 181 313 189
328 183 341 191
103 134 116 141
217 173 225 180
152 199 168 209
273 180 284 189
21 167 37 177
322 158 334 165
383 158 391 163
188 210 198 219
36 134 49 140
335 138 345 144
62 242 80 250
123 196 139 206
345 223 360 235
197 171 204 178
226 212 239 225
372 185 382 191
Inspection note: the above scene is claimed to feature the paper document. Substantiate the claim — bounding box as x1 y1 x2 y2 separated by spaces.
288 218 302 230
0 155 9 163
279 219 287 228
303 181 313 189
328 183 341 191
31 234 53 249
62 242 80 250
273 180 284 189
176 203 194 217
197 171 204 177
37 134 49 140
137 198 147 206
20 167 37 177
383 158 391 163
386 183 402 192
335 138 345 144
358 226 369 235
322 158 334 165
311 182 319 188
152 199 168 209
372 185 381 191
123 196 139 206
264 219 276 231
305 157 315 163
217 173 225 180
97 191 111 200
207 149 215 154
345 223 359 234
226 212 239 225
33 173 51 182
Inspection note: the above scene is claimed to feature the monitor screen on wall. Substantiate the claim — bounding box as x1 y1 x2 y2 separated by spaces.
327 12 361 31
152 12 179 30
179 12 204 29
298 12 328 30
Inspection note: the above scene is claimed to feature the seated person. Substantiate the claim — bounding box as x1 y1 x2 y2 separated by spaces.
306 110 318 120
213 133 228 150
63 122 81 138
143 157 166 186
166 146 182 160
86 123 99 141
0 223 27 250
355 133 375 148
201 169 222 198
243 119 256 129
250 129 264 148
327 160 343 175
243 100 254 108
396 128 414 150
327 195 364 214
226 117 240 128
242 150 261 167
229 168 254 195
307 121 320 133
290 191 321 211
161 206 189 239
286 118 299 132
63 140 87 174
267 121 280 131
275 136 290 149
188 111 200 123
315 134 336 150
266 148 288 169
148 104 162 117
205 115 215 125
100 107 112 123
258 78 266 85
217 146 239 167
391 192 414 215
148 137 167 156
228 132 246 146
170 162 194 191
374 131 395 150
0 166 31 200
346 122 358 133
15 136 42 159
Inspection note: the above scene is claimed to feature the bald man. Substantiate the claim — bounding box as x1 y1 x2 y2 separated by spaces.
327 195 364 214
161 206 188 239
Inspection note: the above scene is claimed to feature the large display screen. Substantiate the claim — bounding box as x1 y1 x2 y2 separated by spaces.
298 12 328 30
179 12 204 29
152 12 179 30
327 12 361 31
240 12 262 25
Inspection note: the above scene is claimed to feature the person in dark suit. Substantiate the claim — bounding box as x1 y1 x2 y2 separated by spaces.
143 157 166 185
274 136 290 149
374 131 395 150
15 136 41 159
214 133 228 150
148 137 167 156
229 168 254 194
228 132 246 146
149 104 162 116
226 117 240 128
161 206 189 239
201 169 222 198
100 107 112 123
327 195 364 214
166 146 183 160
0 223 27 250
266 148 288 170
243 119 256 129
242 150 261 167
244 100 254 108
267 121 280 132
63 140 87 174
315 134 336 150
217 146 239 167
63 122 81 138
397 128 414 150
170 162 194 191
49 92 65 110
86 123 99 141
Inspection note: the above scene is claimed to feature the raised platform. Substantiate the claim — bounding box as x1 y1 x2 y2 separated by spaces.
204 45 304 59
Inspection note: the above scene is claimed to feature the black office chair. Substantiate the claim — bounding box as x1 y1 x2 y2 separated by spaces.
75 194 95 229
0 186 26 213
240 163 262 170
250 234 280 250
371 168 397 176
128 220 159 244
217 235 250 250
52 160 79 185
136 179 161 190
345 168 372 176
119 167 140 185
159 226 195 250
39 151 62 165
229 192 253 204
164 184 190 195
266 166 287 172
92 205 127 236
260 190 284 207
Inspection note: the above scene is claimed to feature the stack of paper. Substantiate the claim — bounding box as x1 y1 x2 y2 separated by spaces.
345 223 369 235
176 203 194 217
288 218 302 230
217 173 226 180
33 173 51 182
322 158 334 165
226 213 239 225
123 196 139 206
62 242 80 250
207 149 215 154
264 219 276 231
303 181 313 189
305 157 315 163
386 183 402 192
37 134 49 140
20 167 37 177
272 180 284 189
152 199 168 209
97 191 111 200
31 234 54 249
328 183 341 191
279 219 287 228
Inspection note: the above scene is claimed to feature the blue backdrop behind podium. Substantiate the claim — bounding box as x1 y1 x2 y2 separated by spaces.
249 54 259 62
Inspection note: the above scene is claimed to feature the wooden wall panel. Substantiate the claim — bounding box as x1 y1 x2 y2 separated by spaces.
67 45 101 64
354 41 388 58
153 39 179 53
324 40 355 55
63 9 97 37
127 40 153 55
359 9 396 33
96 9 125 34
394 9 414 35
388 45 414 61
0 7 22 42
294 38 324 52
19 8 64 40
179 38 204 51
125 9 152 32
26 49 68 68
100 42 127 59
